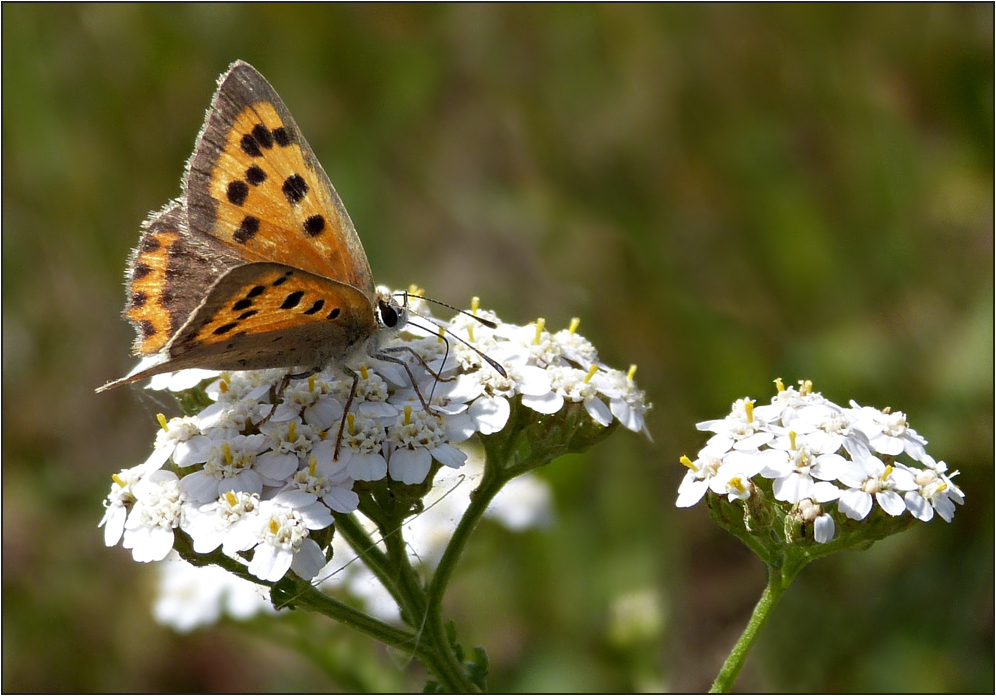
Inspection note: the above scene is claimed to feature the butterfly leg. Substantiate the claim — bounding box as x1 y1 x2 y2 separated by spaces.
377 345 455 383
258 366 323 427
333 370 361 461
371 350 437 416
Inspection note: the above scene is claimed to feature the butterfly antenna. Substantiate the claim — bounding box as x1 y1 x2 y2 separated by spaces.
407 317 507 378
394 292 499 330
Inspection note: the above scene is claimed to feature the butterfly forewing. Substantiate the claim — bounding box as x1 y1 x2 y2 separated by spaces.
185 61 375 296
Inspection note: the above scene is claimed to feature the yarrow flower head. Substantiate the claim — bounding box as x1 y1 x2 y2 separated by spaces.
677 378 963 552
102 296 651 584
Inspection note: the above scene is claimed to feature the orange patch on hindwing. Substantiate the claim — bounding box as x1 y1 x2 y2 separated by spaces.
180 265 372 350
125 228 178 354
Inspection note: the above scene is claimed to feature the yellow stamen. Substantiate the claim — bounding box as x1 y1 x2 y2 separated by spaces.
680 455 695 470
222 442 233 464
347 413 355 434
882 406 892 414
219 379 229 394
798 379 813 395
409 284 424 297
288 422 297 442
627 364 637 381
773 377 785 392
437 326 446 343
309 456 317 477
157 413 168 432
729 476 743 490
224 491 238 507
468 325 475 343
789 431 797 450
569 317 581 334
111 473 126 487
269 519 280 534
471 296 480 314
308 375 315 392
583 364 599 384
937 482 947 493
882 465 893 481
404 405 413 426
534 318 546 345
744 400 754 423
360 365 369 380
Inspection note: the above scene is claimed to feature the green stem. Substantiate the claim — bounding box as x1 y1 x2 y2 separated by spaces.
332 511 417 622
172 531 422 653
426 451 506 614
709 566 791 693
346 495 475 692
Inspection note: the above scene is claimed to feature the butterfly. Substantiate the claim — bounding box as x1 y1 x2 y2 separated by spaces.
97 61 412 407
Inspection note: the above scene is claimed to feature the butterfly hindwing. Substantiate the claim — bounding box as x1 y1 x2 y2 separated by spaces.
166 262 378 371
125 202 241 355
184 61 375 296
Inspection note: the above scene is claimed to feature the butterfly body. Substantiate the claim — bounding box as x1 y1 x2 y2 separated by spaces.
98 61 405 392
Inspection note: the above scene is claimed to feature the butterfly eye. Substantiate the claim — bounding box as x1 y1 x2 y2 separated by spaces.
378 301 400 329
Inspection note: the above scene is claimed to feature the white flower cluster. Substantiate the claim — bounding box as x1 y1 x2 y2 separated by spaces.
152 458 553 632
102 295 650 583
677 379 964 543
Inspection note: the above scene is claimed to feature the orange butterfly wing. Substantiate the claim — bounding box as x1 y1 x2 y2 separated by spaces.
184 61 375 297
124 201 241 355
168 262 377 368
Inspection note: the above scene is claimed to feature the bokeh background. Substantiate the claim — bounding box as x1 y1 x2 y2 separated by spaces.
3 4 992 692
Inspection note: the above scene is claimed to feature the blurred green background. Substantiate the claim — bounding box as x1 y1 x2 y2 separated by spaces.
3 4 992 692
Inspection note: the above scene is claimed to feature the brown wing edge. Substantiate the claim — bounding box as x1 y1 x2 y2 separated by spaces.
182 60 376 296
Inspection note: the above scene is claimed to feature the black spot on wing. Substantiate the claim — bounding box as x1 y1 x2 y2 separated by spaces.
227 180 249 206
303 215 325 236
303 300 325 315
233 215 260 243
272 127 291 147
245 165 267 185
251 124 274 148
213 322 238 335
280 291 304 310
282 174 308 204
240 134 262 158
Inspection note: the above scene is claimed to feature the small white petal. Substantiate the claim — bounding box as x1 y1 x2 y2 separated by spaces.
584 397 613 427
322 488 360 513
813 515 836 543
432 444 467 470
389 448 432 485
255 452 299 484
876 490 907 517
521 391 563 415
904 491 934 521
838 489 873 520
676 476 710 508
468 396 510 435
291 539 327 581
772 472 813 503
